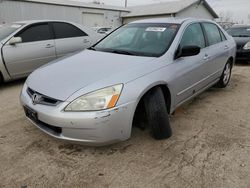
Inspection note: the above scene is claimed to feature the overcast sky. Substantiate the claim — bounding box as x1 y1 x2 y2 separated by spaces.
73 0 250 23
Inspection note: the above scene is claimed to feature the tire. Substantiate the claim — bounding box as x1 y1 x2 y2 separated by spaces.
0 72 3 85
144 87 172 140
216 60 232 88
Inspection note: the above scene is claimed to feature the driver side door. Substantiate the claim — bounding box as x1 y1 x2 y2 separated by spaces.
172 23 209 106
2 23 56 78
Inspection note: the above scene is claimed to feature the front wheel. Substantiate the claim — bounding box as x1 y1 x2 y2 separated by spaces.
216 60 232 88
144 87 172 140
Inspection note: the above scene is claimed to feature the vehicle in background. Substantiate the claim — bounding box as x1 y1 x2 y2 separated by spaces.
92 27 113 35
0 20 102 83
227 25 250 63
20 18 236 146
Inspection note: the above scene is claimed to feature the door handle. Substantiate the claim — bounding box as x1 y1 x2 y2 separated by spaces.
45 44 54 48
203 54 210 60
224 45 229 49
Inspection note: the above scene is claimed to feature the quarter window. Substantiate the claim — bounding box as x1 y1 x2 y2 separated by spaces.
52 22 87 39
180 23 205 49
16 24 52 43
203 23 222 45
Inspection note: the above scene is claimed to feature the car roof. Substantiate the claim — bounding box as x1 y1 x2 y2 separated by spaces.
231 24 250 28
13 20 75 25
129 17 214 25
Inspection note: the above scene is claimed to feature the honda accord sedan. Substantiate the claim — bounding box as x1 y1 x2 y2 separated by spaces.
20 18 236 145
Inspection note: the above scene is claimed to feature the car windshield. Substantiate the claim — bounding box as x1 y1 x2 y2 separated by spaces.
93 23 180 57
0 24 23 41
227 27 250 37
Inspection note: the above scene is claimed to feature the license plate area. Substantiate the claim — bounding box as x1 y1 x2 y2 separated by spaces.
24 106 38 122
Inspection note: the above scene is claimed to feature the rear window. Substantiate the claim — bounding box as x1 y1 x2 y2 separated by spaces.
227 27 250 37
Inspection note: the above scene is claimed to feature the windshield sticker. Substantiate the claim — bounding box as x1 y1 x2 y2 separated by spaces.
146 27 166 32
11 24 22 28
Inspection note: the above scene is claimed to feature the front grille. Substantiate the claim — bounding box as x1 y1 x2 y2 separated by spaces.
237 44 244 50
27 87 61 106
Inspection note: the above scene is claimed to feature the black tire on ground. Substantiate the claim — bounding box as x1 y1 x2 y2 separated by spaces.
216 60 232 88
143 87 172 140
0 72 3 85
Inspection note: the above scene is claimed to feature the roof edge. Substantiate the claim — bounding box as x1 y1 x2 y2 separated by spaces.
14 0 130 12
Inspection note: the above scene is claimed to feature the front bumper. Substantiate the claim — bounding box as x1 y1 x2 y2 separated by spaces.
236 49 250 61
20 84 136 146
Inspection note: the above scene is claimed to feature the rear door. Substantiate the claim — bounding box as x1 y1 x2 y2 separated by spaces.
51 22 91 58
2 23 56 78
201 22 229 82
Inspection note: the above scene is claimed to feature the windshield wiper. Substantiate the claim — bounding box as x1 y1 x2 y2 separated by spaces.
108 49 137 56
88 46 96 51
232 35 250 37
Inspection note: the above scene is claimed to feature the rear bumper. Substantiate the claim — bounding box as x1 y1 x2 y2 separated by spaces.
20 84 136 146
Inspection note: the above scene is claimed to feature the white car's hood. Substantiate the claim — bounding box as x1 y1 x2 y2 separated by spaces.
27 50 156 101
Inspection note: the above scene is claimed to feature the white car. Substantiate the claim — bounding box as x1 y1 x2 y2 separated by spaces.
0 20 102 83
92 27 113 35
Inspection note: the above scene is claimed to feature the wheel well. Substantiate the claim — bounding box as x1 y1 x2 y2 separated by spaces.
132 85 171 127
228 57 234 65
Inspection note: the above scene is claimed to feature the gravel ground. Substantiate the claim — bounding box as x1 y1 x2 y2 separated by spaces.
0 64 250 188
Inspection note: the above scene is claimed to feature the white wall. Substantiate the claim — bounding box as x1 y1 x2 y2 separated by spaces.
123 3 215 24
123 15 171 24
0 0 123 27
177 3 214 20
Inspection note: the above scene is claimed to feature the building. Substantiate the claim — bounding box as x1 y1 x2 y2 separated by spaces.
123 0 218 24
0 0 218 27
0 0 129 27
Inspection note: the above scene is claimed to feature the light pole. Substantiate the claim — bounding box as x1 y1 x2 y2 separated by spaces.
125 0 127 7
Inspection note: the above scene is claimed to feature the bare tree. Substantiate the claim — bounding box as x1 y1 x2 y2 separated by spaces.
218 11 234 23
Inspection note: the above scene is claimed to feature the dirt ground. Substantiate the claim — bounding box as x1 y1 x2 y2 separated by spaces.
0 64 250 188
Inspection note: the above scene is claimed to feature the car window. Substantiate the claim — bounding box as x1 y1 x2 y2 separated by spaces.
52 22 87 39
203 23 222 45
180 23 205 49
94 23 180 57
16 24 52 43
0 24 23 41
227 27 250 37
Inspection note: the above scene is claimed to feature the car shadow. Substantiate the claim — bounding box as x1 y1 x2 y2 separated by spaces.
0 78 26 89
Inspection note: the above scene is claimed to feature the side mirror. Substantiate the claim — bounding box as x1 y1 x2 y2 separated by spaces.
9 37 22 45
175 45 201 59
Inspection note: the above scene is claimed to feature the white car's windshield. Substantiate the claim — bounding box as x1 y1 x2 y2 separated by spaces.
0 24 23 41
227 27 250 37
93 23 180 57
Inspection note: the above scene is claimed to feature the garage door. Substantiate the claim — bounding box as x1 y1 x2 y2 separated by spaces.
82 13 104 27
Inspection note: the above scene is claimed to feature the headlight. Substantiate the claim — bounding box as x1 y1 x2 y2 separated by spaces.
65 84 123 111
243 42 250 50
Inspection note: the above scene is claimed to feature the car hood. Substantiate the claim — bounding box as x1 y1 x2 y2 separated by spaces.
233 37 250 46
27 50 156 101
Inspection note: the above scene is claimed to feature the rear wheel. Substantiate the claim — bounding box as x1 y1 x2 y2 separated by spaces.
144 87 172 140
216 60 232 88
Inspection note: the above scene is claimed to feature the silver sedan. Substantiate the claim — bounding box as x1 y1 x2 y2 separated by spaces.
20 18 236 146
0 20 102 83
